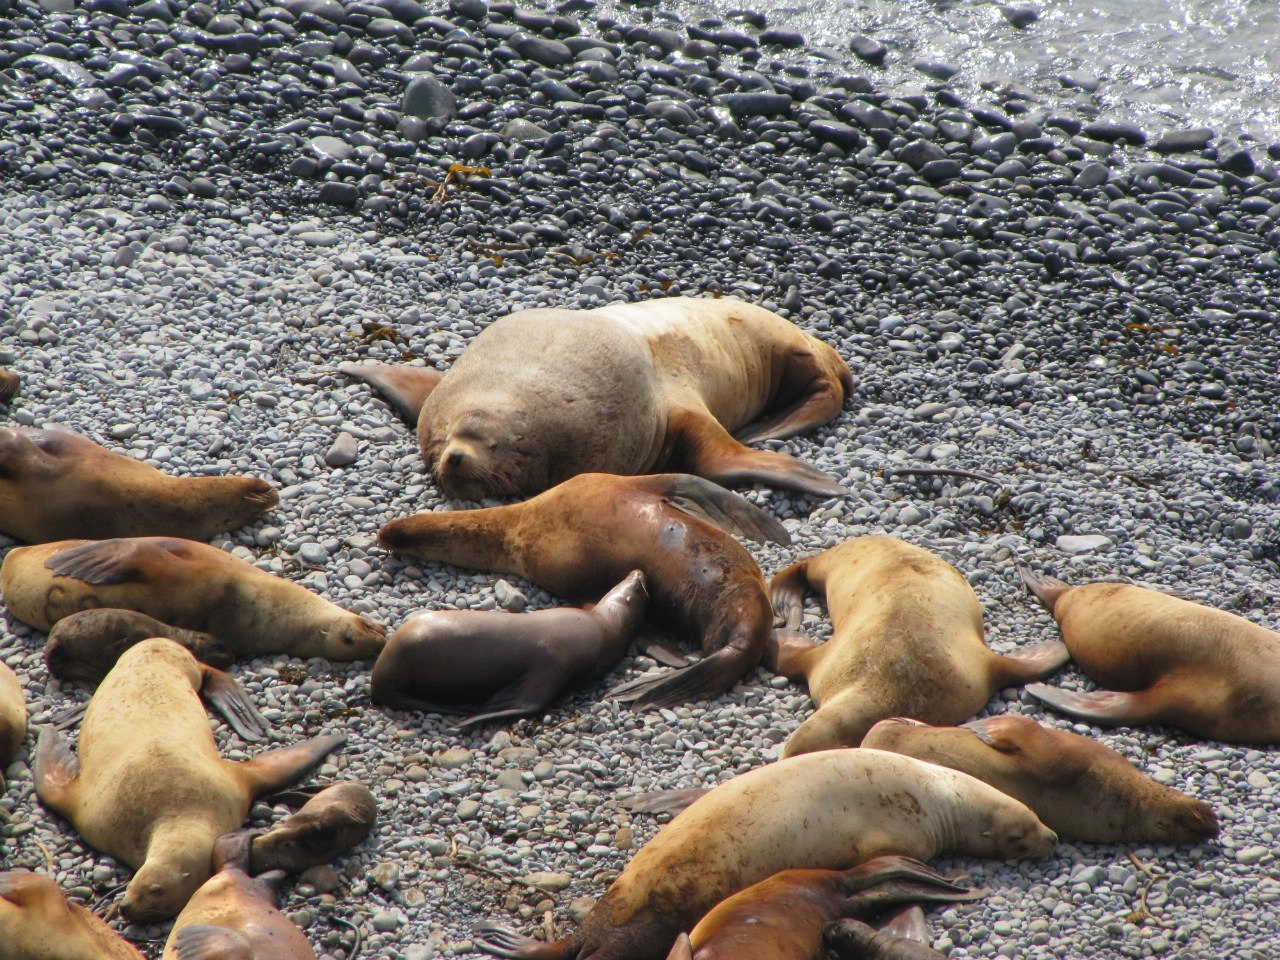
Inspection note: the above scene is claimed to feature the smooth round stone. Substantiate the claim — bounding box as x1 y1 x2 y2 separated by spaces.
325 431 359 467
401 74 458 122
456 799 481 820
308 136 354 161
1055 534 1113 554
299 543 329 564
371 910 400 932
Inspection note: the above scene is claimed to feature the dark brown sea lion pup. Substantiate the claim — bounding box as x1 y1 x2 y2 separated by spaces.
0 426 277 543
1 537 385 660
379 473 787 706
663 855 982 960
1021 568 1280 743
824 918 946 960
341 296 853 499
45 608 233 688
0 658 24 777
862 716 1219 843
474 749 1056 960
219 781 377 875
33 639 346 922
0 870 145 960
371 570 649 725
769 536 1069 756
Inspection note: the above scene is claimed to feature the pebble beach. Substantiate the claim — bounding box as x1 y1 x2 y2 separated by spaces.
1 0 1279 958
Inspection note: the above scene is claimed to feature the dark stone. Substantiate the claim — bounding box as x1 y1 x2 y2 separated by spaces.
1151 127 1213 153
1082 119 1146 145
807 119 863 150
918 159 961 183
319 181 360 206
450 0 488 18
849 34 886 65
898 138 947 169
718 91 791 116
401 73 458 122
760 28 803 48
912 59 958 81
1215 140 1255 176
283 0 347 24
510 33 573 66
971 131 1017 158
997 3 1038 27
646 98 700 129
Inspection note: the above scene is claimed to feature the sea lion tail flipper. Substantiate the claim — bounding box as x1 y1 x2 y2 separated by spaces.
1023 683 1159 726
473 923 575 960
876 905 930 943
631 473 790 545
32 725 80 811
619 787 708 816
614 645 755 708
44 538 192 585
238 733 348 797
1018 567 1073 614
200 667 269 743
452 675 557 729
172 924 254 960
993 638 1071 686
338 362 443 427
665 933 695 960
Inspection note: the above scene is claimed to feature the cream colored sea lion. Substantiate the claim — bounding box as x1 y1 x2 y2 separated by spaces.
371 570 649 725
379 473 787 706
341 296 854 499
1021 569 1280 743
862 715 1219 843
219 781 377 875
0 870 144 960
0 426 277 543
0 658 24 777
1 537 385 660
474 748 1056 960
768 537 1069 756
45 609 233 688
33 639 346 922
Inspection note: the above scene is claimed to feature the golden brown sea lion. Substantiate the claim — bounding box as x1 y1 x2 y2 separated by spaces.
0 658 24 777
1021 569 1280 743
371 570 649 725
378 473 787 706
768 537 1069 756
0 426 277 543
33 639 346 922
0 870 144 960
664 856 981 960
45 608 233 689
341 297 853 499
474 748 1056 960
219 781 377 875
1 537 385 660
824 918 946 960
862 716 1219 843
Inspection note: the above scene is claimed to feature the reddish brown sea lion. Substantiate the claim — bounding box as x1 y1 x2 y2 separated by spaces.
474 748 1056 960
33 639 346 922
0 870 144 960
0 658 24 777
0 426 277 543
862 716 1219 843
1021 569 1280 743
1 537 385 660
371 570 649 725
341 296 853 499
379 473 787 706
768 536 1068 756
219 781 377 875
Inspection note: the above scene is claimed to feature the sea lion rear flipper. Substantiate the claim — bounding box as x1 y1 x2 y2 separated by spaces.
620 787 708 816
630 473 790 545
44 538 195 585
664 933 695 960
1018 567 1073 615
452 674 559 729
339 362 443 427
636 635 689 668
200 667 269 743
238 733 348 798
876 905 930 942
992 638 1071 686
732 351 853 444
172 924 254 960
613 645 755 708
474 922 573 960
1024 683 1160 727
33 725 80 812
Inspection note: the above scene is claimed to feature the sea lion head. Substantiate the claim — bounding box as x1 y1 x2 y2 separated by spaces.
424 407 537 501
980 800 1058 861
317 616 386 660
122 855 204 923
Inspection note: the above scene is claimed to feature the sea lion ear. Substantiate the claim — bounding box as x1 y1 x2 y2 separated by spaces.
633 473 791 545
963 717 1021 754
172 924 255 960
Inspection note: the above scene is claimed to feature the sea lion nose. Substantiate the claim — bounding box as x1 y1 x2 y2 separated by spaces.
446 450 465 470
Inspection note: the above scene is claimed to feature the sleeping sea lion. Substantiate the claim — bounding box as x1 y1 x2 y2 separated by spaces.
0 870 144 960
0 658 24 776
33 639 346 922
371 570 649 725
219 781 377 875
45 608 233 688
378 473 787 707
862 716 1218 843
769 536 1068 756
341 296 853 499
474 748 1056 960
1021 569 1280 743
1 537 385 660
0 426 277 543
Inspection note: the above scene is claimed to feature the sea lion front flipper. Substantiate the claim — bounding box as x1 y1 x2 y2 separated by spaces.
629 473 790 545
473 922 572 960
237 733 348 798
620 787 708 816
992 638 1071 686
877 905 930 942
1024 683 1160 727
732 351 853 444
200 667 268 743
33 725 80 813
172 924 254 960
636 635 689 668
339 362 444 427
1018 567 1073 615
451 674 561 729
44 538 195 585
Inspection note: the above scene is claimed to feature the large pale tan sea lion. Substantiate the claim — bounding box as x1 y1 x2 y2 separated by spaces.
33 639 346 922
45 608 233 688
474 749 1056 960
0 426 277 543
0 658 25 776
768 536 1069 756
341 296 854 499
378 473 787 706
1 537 385 660
862 715 1218 843
0 870 144 960
371 570 649 725
1021 569 1280 743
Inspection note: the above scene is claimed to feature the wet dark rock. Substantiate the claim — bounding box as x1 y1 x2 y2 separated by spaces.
718 91 791 116
849 34 886 65
1215 140 1255 176
807 119 863 150
996 4 1038 28
919 158 961 183
912 59 958 81
319 181 360 205
760 28 803 48
401 74 458 123
898 138 947 169
1082 119 1146 145
511 33 573 66
1151 127 1213 153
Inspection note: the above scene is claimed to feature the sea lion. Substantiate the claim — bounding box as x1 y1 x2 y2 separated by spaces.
824 918 945 960
33 639 346 922
371 570 649 725
45 608 233 689
664 855 981 960
474 748 1056 960
0 371 17 405
0 658 24 776
378 473 787 706
219 781 377 875
0 426 277 544
341 296 853 499
768 536 1069 756
1 537 385 660
1021 569 1280 743
862 716 1219 843
0 870 144 960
